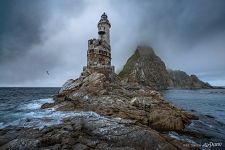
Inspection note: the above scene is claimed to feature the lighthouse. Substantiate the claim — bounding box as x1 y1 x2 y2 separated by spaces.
82 13 114 77
98 12 111 46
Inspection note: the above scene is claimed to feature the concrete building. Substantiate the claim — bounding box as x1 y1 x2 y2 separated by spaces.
82 13 115 77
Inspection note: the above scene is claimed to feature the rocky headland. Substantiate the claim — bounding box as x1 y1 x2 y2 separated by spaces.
40 71 200 149
0 71 201 150
0 46 215 150
167 70 212 89
119 45 212 90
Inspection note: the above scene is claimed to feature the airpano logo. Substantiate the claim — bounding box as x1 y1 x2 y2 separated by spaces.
202 142 222 148
183 141 223 149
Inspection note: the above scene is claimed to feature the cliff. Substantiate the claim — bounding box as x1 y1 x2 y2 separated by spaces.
168 69 213 89
119 45 212 89
119 45 171 89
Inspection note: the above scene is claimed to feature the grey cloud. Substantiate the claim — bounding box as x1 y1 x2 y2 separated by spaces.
0 0 225 86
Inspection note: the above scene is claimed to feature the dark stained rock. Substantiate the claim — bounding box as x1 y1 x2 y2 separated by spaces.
41 102 55 109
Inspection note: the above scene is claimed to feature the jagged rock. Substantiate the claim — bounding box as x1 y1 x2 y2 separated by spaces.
168 70 212 89
119 45 212 89
119 45 171 90
51 74 193 133
41 103 55 109
0 112 193 150
130 97 159 108
80 72 106 93
0 70 199 149
148 108 189 131
1 138 39 150
59 78 83 94
34 44 208 149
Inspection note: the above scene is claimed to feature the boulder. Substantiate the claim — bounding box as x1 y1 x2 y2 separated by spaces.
80 73 106 94
59 78 83 94
130 97 159 109
149 108 189 131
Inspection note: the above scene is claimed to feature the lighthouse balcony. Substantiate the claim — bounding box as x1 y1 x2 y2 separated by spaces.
98 30 105 35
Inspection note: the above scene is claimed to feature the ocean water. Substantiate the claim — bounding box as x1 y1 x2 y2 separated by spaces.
0 87 61 128
162 89 225 124
162 89 225 147
0 87 120 129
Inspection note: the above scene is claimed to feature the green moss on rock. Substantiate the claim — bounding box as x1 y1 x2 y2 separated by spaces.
119 50 140 77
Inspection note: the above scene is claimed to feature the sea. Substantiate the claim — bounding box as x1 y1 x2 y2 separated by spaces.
162 89 225 149
0 87 60 129
0 87 225 148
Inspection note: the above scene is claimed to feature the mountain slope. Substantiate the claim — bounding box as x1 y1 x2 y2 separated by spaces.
168 69 213 89
119 45 171 89
119 45 212 89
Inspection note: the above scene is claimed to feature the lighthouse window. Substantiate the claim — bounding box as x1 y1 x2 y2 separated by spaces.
89 49 94 53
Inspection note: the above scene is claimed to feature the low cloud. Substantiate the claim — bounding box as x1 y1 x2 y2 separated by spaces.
0 0 225 86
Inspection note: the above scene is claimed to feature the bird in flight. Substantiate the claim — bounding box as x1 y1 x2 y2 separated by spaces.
46 71 50 75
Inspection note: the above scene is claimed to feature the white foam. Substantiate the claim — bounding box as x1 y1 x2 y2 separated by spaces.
168 131 197 145
0 108 111 129
1 95 127 130
20 98 54 110
0 122 5 129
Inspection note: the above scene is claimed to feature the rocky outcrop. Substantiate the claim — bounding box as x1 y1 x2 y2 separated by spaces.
119 45 212 89
0 113 192 150
52 72 195 131
168 70 213 89
0 73 202 149
119 45 171 90
26 72 202 149
1 45 208 149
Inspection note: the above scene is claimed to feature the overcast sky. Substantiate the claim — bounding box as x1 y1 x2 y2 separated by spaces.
0 0 225 87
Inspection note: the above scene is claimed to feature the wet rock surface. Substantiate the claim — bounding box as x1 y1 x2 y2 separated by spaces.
0 72 204 150
0 112 192 150
52 72 195 132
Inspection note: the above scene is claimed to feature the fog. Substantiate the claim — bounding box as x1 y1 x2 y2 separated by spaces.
0 0 225 87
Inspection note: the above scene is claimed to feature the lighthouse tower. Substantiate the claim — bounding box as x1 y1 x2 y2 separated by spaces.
98 12 111 46
82 13 114 77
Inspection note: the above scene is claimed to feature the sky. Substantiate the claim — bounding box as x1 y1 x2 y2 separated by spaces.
0 0 225 87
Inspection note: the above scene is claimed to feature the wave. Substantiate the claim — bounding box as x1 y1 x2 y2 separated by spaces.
0 97 113 129
19 98 54 110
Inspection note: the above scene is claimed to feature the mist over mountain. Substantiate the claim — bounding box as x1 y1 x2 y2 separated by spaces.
0 0 225 87
119 45 212 89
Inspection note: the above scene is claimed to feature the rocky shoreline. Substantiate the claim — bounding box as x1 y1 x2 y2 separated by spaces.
0 71 207 150
1 69 221 150
0 112 193 150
